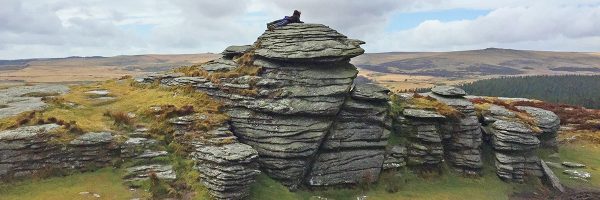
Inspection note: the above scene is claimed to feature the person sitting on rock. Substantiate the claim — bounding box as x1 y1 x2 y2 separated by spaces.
267 10 304 31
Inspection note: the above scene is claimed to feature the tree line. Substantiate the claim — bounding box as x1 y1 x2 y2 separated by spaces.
457 75 600 109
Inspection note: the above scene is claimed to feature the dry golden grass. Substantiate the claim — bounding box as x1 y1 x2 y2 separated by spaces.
1 78 226 134
409 95 464 120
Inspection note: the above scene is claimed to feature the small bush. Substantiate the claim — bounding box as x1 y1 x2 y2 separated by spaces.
103 110 135 127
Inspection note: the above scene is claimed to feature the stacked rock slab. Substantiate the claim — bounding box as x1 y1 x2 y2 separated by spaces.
192 142 260 200
0 124 117 179
489 120 542 181
516 106 560 150
394 107 446 167
426 86 483 174
210 23 366 188
306 83 391 186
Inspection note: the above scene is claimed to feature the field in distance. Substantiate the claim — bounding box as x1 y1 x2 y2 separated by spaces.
2 48 599 91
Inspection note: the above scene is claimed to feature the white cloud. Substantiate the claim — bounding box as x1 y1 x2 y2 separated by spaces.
366 4 600 52
0 0 599 59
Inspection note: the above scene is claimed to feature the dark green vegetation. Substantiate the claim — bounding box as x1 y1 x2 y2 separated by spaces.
459 75 600 109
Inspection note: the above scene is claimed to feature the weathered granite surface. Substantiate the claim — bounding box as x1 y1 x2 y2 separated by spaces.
0 124 118 179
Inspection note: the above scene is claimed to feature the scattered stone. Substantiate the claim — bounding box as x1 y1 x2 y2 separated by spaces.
85 90 110 96
562 162 586 168
124 164 177 181
79 192 90 195
563 169 591 180
93 193 101 198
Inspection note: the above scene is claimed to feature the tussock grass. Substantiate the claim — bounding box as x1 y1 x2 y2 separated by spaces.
469 97 542 133
174 50 262 86
409 94 464 120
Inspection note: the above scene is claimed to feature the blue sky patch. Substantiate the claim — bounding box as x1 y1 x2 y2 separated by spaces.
386 8 491 31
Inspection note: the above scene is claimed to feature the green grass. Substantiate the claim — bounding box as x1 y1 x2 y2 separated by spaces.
540 142 600 188
249 162 534 200
0 168 145 200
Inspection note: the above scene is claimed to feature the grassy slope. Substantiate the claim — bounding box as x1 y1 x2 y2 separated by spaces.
540 142 600 188
0 168 144 200
0 79 224 132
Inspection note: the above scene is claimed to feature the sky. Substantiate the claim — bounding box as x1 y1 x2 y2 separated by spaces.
1 0 600 59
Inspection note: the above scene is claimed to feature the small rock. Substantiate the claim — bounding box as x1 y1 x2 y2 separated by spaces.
562 162 586 168
93 193 101 198
431 86 466 97
563 169 591 179
85 90 110 96
79 192 90 195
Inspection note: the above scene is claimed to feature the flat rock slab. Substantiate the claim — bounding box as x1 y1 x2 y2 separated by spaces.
0 84 69 119
431 86 466 97
85 90 110 96
254 23 365 61
350 83 390 101
562 161 586 168
69 132 113 146
222 45 252 57
563 169 591 179
403 109 446 119
0 124 60 141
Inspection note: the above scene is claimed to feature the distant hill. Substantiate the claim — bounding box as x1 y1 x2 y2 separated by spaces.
352 48 600 77
0 54 220 82
2 48 599 85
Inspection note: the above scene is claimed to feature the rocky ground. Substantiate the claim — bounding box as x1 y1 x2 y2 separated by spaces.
0 84 69 119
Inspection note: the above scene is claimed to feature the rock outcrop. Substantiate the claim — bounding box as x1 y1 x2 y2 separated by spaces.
516 106 560 150
136 23 390 190
393 108 445 167
427 86 483 175
489 120 542 181
0 124 118 179
307 83 391 186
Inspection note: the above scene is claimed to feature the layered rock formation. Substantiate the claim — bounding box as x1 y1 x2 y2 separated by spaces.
0 124 117 179
136 23 393 190
489 120 542 181
427 87 483 175
516 106 560 150
192 143 259 200
393 108 445 167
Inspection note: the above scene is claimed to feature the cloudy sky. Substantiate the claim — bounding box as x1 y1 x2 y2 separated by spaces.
1 0 600 59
